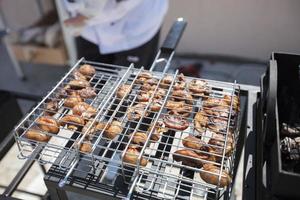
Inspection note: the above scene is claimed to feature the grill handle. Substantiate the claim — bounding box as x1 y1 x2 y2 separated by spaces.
161 17 187 54
149 18 187 73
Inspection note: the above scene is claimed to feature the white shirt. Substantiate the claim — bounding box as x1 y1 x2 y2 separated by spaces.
64 0 168 54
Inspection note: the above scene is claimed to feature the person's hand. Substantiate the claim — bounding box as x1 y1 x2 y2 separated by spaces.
64 14 88 27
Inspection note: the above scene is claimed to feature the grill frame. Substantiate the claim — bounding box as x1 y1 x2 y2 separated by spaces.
13 58 243 200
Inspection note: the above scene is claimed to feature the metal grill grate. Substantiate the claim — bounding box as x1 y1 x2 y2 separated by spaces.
14 58 241 200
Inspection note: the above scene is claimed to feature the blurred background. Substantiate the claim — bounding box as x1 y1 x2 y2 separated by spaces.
0 0 299 199
1 0 299 113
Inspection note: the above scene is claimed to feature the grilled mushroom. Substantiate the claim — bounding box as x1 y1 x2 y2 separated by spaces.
25 128 51 142
150 99 163 112
123 145 148 167
60 115 85 130
77 87 97 99
55 88 68 99
224 95 240 111
72 102 96 119
207 118 228 133
79 140 93 153
145 78 158 85
148 121 168 141
203 106 232 118
116 84 132 99
171 90 193 104
141 83 156 91
81 121 97 140
188 79 208 95
64 93 83 108
36 116 59 134
182 135 206 150
137 91 152 102
163 114 189 131
45 100 59 116
208 133 233 156
203 97 229 108
127 103 148 120
129 132 148 145
200 164 232 187
173 149 211 168
136 72 153 84
73 70 88 80
162 75 173 85
103 120 123 140
166 100 185 110
174 73 186 90
166 100 193 117
79 64 96 77
68 79 90 90
194 111 209 133
137 72 152 79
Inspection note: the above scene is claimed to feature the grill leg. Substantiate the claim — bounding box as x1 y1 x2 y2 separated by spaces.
44 180 68 200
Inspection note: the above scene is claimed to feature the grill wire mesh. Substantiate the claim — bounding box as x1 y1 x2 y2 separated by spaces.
14 58 241 200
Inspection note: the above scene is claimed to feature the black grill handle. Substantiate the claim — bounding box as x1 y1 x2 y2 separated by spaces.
149 18 187 72
261 58 278 146
161 18 187 54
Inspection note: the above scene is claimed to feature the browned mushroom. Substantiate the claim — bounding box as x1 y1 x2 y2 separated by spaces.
73 70 88 80
203 97 229 108
167 104 192 117
103 120 123 140
68 79 90 90
77 87 97 99
25 128 51 142
123 145 148 167
60 115 85 130
141 83 156 91
173 149 209 168
64 93 83 108
207 118 228 133
45 100 59 116
55 88 68 99
79 64 96 77
166 100 185 110
81 121 97 140
171 90 193 104
173 73 186 90
203 106 231 118
163 114 189 131
129 132 148 145
200 164 232 187
116 84 132 99
188 79 209 95
79 140 93 153
127 103 148 121
72 102 96 119
182 135 206 150
162 75 173 85
36 116 59 134
194 111 209 133
137 91 152 102
224 95 240 111
208 133 234 156
150 99 163 112
148 121 168 141
137 72 152 79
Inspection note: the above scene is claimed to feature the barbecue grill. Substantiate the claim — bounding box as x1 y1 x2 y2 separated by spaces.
11 18 244 199
6 18 266 200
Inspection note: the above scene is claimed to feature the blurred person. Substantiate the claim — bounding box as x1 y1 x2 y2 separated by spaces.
63 0 168 69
